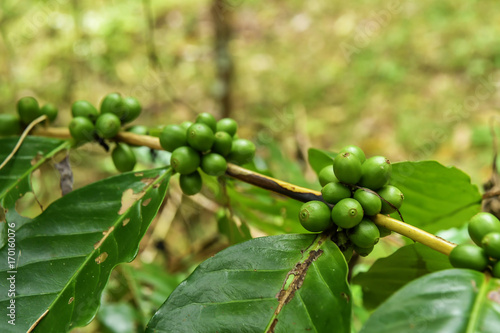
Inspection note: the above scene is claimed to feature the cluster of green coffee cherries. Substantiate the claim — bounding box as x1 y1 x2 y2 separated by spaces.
67 93 142 172
159 113 255 196
299 145 404 257
0 96 59 135
449 212 500 277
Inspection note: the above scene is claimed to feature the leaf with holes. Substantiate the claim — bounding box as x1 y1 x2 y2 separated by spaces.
0 166 171 332
146 234 351 333
0 137 70 246
352 243 452 309
360 269 500 333
391 161 482 232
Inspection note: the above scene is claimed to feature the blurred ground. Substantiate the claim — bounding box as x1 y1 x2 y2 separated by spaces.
2 0 500 331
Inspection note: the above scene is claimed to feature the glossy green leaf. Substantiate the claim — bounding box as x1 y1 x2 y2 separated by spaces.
146 234 351 333
352 243 452 309
0 166 171 332
391 161 482 232
360 269 500 333
308 148 336 175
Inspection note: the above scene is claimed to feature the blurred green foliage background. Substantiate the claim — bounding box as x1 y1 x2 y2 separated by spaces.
2 0 500 331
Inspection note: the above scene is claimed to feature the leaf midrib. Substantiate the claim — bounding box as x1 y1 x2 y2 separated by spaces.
465 274 490 333
0 140 70 201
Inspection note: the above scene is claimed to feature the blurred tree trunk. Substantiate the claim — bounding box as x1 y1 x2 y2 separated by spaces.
143 0 160 70
211 0 234 119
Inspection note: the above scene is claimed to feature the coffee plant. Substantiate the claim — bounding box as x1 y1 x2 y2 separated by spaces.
1 94 499 333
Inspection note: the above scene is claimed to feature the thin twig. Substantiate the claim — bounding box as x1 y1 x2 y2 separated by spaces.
0 115 48 170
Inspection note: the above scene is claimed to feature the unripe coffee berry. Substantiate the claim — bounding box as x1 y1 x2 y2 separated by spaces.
171 146 200 175
216 118 238 137
187 123 215 152
333 152 362 185
331 198 364 229
358 156 392 190
160 124 187 152
180 171 203 196
298 201 332 232
71 100 99 122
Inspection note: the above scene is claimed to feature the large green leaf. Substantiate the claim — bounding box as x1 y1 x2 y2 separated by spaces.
360 269 500 333
0 166 171 332
146 234 351 333
352 243 452 309
391 161 482 232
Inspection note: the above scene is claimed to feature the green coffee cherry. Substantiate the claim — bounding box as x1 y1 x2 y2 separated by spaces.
69 117 95 143
321 182 351 204
353 189 382 216
468 212 500 246
160 124 187 152
195 112 217 132
298 201 332 232
0 114 21 136
216 118 238 137
180 121 194 131
318 165 337 187
331 198 363 229
377 185 404 214
339 145 366 164
481 232 500 259
353 244 374 257
112 143 136 172
493 261 500 278
171 146 200 175
126 125 149 136
119 97 142 123
201 153 227 176
228 139 256 165
40 103 58 122
17 96 40 125
187 123 215 152
333 152 362 184
180 171 203 195
100 92 123 116
358 156 392 190
71 100 99 122
449 244 488 271
212 131 233 156
348 218 380 248
95 113 121 139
